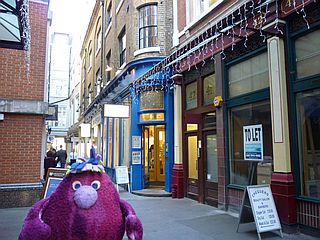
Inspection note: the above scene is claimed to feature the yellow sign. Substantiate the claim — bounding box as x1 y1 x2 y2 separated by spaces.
214 96 223 107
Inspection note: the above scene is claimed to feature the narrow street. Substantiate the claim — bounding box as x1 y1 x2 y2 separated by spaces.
0 190 317 240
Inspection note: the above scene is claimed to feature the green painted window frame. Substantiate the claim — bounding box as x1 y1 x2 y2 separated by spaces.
224 46 272 189
288 23 320 202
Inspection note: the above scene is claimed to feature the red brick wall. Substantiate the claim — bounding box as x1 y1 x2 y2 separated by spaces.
0 1 48 184
0 1 48 101
0 114 43 183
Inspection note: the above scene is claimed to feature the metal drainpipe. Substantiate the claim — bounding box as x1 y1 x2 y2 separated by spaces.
100 0 105 90
100 0 105 156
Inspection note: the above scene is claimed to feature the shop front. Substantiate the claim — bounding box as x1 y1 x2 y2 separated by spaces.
182 63 219 206
286 4 320 229
131 88 174 192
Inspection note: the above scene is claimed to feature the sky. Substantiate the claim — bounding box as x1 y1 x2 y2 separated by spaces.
49 0 95 38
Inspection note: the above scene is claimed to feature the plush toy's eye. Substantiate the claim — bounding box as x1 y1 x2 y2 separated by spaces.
72 181 82 190
91 180 101 190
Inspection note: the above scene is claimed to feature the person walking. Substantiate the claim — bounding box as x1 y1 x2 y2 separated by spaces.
56 145 67 168
69 149 77 165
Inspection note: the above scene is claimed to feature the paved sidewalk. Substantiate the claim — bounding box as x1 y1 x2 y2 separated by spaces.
0 191 317 240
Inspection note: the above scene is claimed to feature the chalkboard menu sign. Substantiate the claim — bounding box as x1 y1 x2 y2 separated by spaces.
41 168 67 199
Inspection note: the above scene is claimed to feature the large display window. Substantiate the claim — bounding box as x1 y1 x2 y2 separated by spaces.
293 28 320 199
296 89 320 198
227 50 273 187
229 101 273 186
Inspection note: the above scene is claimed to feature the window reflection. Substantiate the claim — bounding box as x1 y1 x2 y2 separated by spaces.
296 89 320 198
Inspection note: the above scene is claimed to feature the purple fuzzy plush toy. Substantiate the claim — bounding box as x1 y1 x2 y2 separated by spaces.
19 147 143 240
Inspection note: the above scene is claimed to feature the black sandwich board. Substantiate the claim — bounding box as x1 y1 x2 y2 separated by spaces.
41 168 67 199
237 184 283 240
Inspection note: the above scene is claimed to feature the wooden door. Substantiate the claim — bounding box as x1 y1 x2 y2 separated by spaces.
186 133 199 200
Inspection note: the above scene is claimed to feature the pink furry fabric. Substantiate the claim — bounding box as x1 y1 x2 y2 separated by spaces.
19 171 143 240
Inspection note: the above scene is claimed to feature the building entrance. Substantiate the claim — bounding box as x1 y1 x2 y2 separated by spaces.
143 125 165 187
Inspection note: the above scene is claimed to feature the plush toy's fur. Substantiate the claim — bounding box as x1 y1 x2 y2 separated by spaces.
19 171 143 240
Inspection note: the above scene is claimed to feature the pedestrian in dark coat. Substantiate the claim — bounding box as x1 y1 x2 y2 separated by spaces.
55 145 67 168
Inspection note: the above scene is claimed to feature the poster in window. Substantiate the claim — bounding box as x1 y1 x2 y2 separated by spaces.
132 136 141 149
186 81 197 109
243 124 263 161
132 151 141 165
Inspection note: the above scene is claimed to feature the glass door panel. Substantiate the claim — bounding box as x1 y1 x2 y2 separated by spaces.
206 134 217 182
156 126 165 182
188 136 198 179
204 132 218 207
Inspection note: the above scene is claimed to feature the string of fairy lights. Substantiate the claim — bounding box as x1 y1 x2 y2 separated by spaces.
129 0 313 101
19 0 31 81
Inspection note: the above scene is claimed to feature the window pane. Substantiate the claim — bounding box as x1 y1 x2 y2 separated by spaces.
108 118 113 168
140 91 164 110
139 5 158 49
188 136 198 179
186 81 197 110
206 134 218 182
229 101 273 186
114 118 120 167
295 29 320 79
203 73 215 105
228 52 269 97
296 89 320 198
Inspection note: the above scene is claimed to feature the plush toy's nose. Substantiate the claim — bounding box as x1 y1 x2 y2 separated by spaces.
74 185 98 209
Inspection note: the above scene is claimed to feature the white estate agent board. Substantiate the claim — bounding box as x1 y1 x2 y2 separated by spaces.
115 166 130 192
247 185 282 234
243 124 263 161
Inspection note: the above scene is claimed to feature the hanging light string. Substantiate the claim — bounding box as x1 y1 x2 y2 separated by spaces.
131 0 312 96
19 0 31 82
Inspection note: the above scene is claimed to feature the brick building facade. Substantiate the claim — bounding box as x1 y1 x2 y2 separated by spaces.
0 0 49 208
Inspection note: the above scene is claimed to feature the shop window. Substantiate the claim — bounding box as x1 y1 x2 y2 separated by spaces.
203 112 216 129
122 114 131 168
228 52 268 98
103 119 107 166
108 118 113 168
203 73 216 106
139 4 158 49
296 89 320 198
140 91 164 110
295 29 320 79
229 101 273 186
114 118 120 167
186 81 197 110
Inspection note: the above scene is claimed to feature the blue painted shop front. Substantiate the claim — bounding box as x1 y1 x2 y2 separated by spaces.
130 86 174 192
101 57 167 182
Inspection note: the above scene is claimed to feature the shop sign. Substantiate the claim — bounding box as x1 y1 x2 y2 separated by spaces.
42 168 67 199
243 124 263 161
115 166 131 192
247 185 281 233
115 166 129 185
132 151 141 165
237 185 283 239
132 136 141 149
